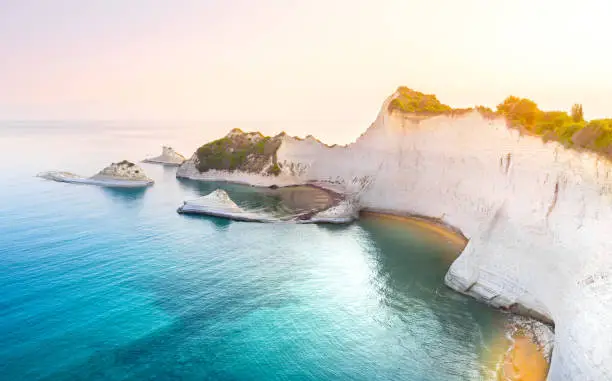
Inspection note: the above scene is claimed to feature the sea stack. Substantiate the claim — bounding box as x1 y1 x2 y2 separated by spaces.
143 146 186 166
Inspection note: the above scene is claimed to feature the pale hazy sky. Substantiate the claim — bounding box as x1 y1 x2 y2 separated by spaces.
1 0 611 141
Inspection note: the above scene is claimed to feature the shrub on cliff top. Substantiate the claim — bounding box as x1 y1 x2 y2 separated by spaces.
496 96 540 129
571 104 584 123
267 163 281 176
388 87 453 114
494 96 612 156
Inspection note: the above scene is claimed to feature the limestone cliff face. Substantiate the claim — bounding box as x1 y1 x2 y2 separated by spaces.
179 91 612 380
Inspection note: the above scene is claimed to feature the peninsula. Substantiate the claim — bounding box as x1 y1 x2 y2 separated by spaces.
177 87 612 380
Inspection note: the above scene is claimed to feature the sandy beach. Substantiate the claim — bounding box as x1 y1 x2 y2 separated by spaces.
359 210 468 249
360 210 548 381
500 336 549 381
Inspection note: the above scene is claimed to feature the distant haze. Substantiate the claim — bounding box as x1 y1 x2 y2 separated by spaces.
1 0 611 144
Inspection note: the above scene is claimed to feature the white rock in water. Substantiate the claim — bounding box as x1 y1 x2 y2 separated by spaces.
143 146 186 166
178 89 612 380
305 199 359 224
39 160 154 188
178 189 276 222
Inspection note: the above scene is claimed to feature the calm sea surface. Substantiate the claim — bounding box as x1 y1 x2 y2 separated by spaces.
0 122 511 380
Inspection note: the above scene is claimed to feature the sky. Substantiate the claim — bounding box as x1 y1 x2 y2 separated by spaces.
1 0 611 143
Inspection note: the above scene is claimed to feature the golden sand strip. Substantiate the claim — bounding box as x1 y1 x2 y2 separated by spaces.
360 210 468 248
360 210 548 381
500 336 549 381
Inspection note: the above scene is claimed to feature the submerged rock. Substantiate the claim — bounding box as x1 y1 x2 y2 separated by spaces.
38 160 153 188
143 146 186 166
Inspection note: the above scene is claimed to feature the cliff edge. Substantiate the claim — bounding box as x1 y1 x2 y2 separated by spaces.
178 89 612 380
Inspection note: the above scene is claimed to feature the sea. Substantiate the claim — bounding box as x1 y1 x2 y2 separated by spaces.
0 122 514 380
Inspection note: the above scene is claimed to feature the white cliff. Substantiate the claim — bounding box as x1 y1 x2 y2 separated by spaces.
39 160 154 188
143 146 186 166
177 90 612 380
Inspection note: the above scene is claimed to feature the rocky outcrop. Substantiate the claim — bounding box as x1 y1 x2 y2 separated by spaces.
185 128 283 175
176 130 335 187
38 160 154 188
178 88 612 380
91 160 151 181
177 188 358 224
143 146 186 166
304 198 360 224
177 189 275 222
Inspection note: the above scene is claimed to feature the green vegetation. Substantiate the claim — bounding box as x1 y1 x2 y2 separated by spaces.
267 163 281 176
195 134 282 174
494 96 612 155
572 104 584 123
390 86 612 159
388 87 452 114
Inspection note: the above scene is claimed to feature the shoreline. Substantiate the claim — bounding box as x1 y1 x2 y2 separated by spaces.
359 209 549 381
174 176 550 380
359 209 468 248
500 336 549 381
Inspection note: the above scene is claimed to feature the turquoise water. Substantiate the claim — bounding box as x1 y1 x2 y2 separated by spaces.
0 123 511 380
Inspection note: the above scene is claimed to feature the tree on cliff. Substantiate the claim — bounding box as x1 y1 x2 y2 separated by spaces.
496 96 540 130
571 104 584 123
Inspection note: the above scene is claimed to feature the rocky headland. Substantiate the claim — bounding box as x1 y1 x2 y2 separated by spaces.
177 87 612 380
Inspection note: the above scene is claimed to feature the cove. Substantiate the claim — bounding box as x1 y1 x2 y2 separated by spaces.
1 123 527 380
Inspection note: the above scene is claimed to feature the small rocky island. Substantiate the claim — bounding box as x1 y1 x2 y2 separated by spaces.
38 160 154 188
143 146 186 166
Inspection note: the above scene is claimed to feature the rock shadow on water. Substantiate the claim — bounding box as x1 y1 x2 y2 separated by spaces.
180 212 233 231
315 223 352 233
99 187 148 205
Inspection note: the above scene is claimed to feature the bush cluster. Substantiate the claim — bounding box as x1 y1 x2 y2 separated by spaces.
195 135 282 173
